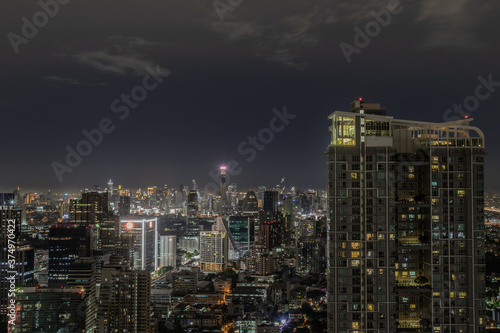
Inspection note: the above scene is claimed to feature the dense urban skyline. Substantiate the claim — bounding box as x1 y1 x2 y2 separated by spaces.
1 1 500 191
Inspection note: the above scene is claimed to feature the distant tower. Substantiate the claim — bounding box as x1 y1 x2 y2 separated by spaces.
13 187 21 208
108 179 114 196
187 190 199 220
263 191 279 213
192 179 197 191
219 166 227 201
242 190 259 216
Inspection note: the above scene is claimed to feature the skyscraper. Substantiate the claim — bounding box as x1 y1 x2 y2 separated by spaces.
48 225 93 287
263 191 279 213
220 166 227 202
70 190 118 252
326 100 486 332
119 217 158 271
241 190 259 216
107 179 114 196
182 189 200 252
118 195 131 216
229 215 253 257
200 230 228 273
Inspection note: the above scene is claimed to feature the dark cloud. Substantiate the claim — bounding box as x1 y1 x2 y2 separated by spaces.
0 0 499 192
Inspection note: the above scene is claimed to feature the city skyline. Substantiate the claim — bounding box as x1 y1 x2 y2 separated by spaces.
2 1 499 332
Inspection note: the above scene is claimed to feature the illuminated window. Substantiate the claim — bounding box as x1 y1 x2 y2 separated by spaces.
352 242 360 249
333 116 356 146
457 190 466 197
367 304 374 311
352 251 360 258
459 292 467 299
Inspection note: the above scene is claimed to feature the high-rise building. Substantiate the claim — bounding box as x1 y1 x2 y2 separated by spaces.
258 211 286 250
159 235 176 268
48 225 93 287
187 190 199 220
70 190 109 225
263 191 279 213
15 243 34 287
118 195 131 216
296 237 326 274
120 217 158 271
241 190 259 216
326 100 486 332
107 179 114 196
229 215 253 257
182 190 201 252
13 187 21 208
219 166 228 202
67 257 97 332
200 230 228 273
70 190 117 252
97 263 151 333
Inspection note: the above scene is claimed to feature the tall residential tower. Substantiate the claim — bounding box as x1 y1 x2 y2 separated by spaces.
326 100 486 333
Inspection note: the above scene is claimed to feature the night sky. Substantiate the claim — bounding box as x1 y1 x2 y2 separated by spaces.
1 0 499 192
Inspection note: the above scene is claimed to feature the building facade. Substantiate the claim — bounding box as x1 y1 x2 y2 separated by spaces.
326 100 486 332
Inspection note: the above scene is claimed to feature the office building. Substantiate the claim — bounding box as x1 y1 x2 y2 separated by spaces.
118 195 131 216
70 190 117 252
241 190 259 216
48 225 93 287
120 217 158 271
326 100 486 332
263 191 279 213
229 215 253 257
182 190 201 252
